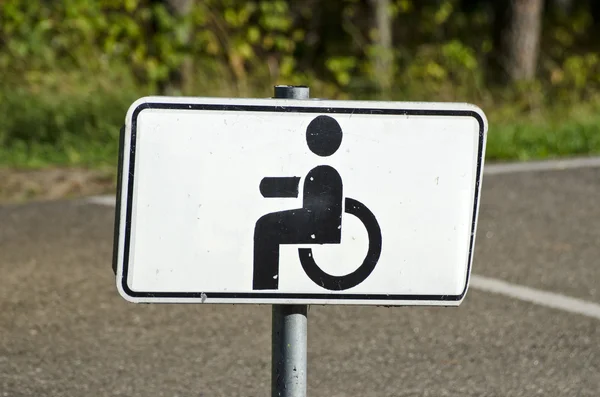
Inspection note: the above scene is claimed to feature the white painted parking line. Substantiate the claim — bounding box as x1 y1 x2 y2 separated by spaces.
484 156 600 175
87 195 116 206
470 275 600 320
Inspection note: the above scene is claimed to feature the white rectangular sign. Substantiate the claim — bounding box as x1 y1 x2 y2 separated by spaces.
114 96 487 305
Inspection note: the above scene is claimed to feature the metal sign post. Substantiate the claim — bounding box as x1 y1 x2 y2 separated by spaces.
113 85 488 395
271 85 309 397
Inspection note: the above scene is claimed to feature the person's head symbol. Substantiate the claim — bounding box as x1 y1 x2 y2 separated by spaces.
306 115 343 157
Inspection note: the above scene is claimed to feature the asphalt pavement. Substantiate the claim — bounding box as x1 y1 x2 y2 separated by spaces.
0 160 599 396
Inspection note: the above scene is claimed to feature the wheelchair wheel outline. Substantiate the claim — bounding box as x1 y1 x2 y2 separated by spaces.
298 197 382 290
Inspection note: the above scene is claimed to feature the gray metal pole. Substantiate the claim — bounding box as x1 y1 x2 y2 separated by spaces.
271 85 309 397
272 305 308 397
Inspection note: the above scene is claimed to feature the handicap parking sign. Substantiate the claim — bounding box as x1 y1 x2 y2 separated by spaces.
113 96 487 305
253 115 382 292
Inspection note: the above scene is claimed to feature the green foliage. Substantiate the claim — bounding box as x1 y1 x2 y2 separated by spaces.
0 0 181 86
400 40 481 100
326 57 358 87
1 0 600 169
2 0 597 98
0 68 139 168
487 114 600 161
547 53 600 103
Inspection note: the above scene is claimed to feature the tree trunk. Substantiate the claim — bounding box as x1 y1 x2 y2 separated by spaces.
370 0 393 95
162 0 193 95
492 0 544 82
164 0 192 15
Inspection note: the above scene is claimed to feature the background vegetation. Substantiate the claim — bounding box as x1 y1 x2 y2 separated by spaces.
1 0 600 169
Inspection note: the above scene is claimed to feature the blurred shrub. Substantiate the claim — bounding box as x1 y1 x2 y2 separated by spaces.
1 0 600 166
0 66 139 167
1 0 598 101
0 0 190 88
546 53 600 103
487 115 600 161
400 40 481 100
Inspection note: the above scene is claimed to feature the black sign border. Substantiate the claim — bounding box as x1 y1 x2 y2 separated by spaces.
115 101 486 302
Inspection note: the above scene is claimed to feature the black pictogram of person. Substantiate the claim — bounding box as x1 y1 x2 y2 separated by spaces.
253 115 381 291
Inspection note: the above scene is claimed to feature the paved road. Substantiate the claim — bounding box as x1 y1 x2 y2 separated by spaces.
1 161 599 396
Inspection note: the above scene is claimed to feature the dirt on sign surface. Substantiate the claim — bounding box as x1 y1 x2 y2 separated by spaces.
0 168 116 204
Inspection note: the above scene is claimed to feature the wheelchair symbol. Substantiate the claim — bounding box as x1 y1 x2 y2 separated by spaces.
252 115 382 291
